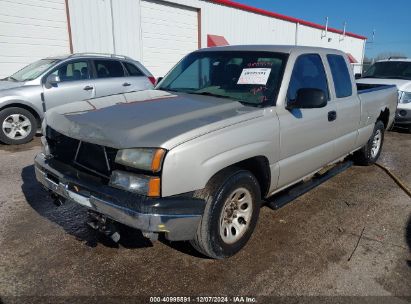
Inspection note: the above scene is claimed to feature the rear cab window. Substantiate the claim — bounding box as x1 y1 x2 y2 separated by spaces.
287 54 330 103
327 54 353 98
94 60 125 78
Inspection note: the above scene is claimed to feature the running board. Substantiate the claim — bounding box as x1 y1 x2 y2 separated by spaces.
265 161 353 210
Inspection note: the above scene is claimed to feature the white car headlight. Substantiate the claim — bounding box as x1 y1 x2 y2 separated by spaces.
399 91 411 104
115 148 166 172
109 170 160 197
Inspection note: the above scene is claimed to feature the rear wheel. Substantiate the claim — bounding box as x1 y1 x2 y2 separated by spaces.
353 120 385 165
0 107 37 145
190 168 261 259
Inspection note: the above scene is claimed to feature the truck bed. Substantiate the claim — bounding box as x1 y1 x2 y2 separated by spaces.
357 84 398 131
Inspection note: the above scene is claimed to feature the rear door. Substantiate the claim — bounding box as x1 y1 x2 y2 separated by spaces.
42 60 94 110
122 61 153 92
326 54 361 156
277 53 337 189
92 59 129 98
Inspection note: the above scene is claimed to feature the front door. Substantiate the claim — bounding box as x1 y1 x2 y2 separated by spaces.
277 54 337 189
42 60 95 110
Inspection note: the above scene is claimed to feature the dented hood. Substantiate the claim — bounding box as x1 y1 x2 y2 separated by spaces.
45 90 263 149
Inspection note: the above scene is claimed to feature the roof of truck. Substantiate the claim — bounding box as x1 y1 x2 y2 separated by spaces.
198 44 345 55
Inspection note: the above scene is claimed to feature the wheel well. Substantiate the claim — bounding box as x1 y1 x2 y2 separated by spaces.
0 103 41 128
377 108 390 129
230 156 271 198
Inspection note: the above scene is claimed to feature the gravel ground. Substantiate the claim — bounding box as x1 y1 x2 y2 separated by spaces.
0 131 410 304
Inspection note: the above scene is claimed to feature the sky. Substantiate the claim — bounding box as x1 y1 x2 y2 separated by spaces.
234 0 411 59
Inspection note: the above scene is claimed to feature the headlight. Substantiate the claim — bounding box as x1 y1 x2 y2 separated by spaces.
399 91 411 104
109 170 161 197
115 148 166 172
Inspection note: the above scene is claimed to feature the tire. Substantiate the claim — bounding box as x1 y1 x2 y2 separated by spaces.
190 168 261 259
353 120 385 166
0 107 37 145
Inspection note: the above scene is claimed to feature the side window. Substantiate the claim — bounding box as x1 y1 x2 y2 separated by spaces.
94 60 125 78
288 54 329 102
123 62 144 76
50 61 90 82
327 54 353 98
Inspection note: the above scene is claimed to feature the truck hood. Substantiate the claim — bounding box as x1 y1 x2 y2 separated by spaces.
46 90 263 149
357 78 411 92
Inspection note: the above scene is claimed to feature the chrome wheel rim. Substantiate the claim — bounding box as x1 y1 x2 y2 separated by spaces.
2 114 32 140
371 129 382 158
219 187 253 244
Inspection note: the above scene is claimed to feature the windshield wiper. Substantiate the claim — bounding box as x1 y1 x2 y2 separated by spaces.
191 92 232 99
191 92 259 107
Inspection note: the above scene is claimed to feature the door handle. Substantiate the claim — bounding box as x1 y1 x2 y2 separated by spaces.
122 82 131 87
83 85 94 91
328 111 337 122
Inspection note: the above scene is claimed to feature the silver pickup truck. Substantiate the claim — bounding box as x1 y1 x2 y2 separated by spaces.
34 46 397 259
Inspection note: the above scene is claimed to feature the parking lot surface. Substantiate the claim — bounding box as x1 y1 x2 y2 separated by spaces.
0 132 410 302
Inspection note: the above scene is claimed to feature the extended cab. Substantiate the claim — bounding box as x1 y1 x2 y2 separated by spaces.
34 46 397 259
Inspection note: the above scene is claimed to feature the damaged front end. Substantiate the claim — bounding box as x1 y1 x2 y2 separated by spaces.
34 130 205 242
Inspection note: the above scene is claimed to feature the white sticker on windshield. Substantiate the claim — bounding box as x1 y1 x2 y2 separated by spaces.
237 68 271 85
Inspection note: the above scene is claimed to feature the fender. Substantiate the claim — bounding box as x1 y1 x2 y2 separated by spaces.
0 97 44 121
161 113 280 197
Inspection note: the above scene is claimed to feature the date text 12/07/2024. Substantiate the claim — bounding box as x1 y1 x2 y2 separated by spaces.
149 296 257 303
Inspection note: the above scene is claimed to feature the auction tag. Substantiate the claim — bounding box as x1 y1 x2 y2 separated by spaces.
237 68 271 85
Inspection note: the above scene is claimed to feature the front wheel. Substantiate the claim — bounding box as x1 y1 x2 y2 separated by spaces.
353 120 385 165
190 168 261 259
0 107 37 145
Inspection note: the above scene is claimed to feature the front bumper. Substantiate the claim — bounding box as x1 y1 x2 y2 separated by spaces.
34 153 205 241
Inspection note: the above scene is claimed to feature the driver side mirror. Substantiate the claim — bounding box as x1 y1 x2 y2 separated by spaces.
46 74 60 87
287 88 327 110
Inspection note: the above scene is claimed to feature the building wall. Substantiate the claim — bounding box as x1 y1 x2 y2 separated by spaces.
200 1 296 47
0 0 366 78
67 0 366 76
296 24 365 73
0 0 70 78
68 0 143 59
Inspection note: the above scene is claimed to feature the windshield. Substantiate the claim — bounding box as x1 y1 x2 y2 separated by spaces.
363 61 411 80
157 51 288 106
8 59 59 82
